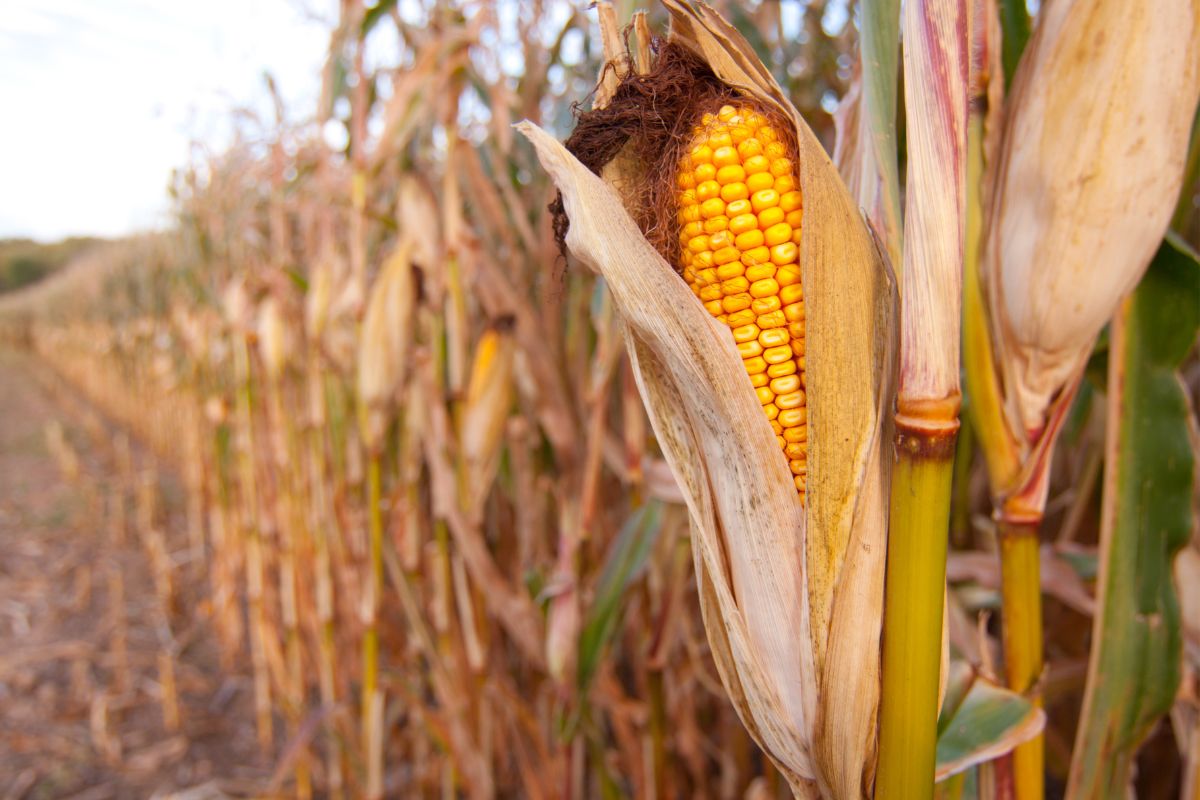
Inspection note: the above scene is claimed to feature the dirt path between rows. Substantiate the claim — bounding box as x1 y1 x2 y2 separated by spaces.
0 349 270 799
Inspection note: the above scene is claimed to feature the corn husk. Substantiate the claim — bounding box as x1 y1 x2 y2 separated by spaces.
305 257 333 343
357 242 415 452
984 0 1200 437
459 327 515 516
518 3 896 794
257 297 289 382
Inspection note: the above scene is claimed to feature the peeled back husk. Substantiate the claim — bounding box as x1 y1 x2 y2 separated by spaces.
518 3 896 795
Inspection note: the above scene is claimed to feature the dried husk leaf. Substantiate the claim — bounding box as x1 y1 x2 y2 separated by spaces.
518 4 894 792
984 0 1200 434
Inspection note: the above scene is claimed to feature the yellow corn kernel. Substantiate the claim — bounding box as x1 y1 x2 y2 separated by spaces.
758 206 785 228
751 189 779 212
757 309 787 329
700 198 726 219
735 230 765 250
729 213 758 235
741 246 771 267
767 360 796 378
721 183 750 203
716 261 746 281
750 277 780 299
716 164 746 185
713 246 741 265
751 296 782 315
758 328 789 348
709 230 734 250
770 243 798 265
747 171 775 192
770 375 801 394
745 263 776 282
764 223 792 247
732 324 760 343
738 340 764 359
727 308 756 326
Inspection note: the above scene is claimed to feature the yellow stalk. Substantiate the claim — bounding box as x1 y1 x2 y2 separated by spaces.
363 453 385 800
962 114 1019 491
233 336 273 749
266 376 310 800
998 513 1044 800
966 106 1043 799
307 351 344 799
876 405 958 800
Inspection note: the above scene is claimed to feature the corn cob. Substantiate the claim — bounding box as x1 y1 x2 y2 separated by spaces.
676 104 807 496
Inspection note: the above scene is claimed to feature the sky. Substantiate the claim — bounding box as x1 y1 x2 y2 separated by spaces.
0 0 335 241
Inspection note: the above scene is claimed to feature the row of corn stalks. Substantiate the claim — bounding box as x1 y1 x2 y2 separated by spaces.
2 0 1199 798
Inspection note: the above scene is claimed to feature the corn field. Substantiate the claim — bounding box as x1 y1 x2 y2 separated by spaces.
1 1 1198 799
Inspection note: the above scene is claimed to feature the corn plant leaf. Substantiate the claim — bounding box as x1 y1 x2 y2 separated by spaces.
844 0 903 266
576 502 663 694
996 0 1030 88
933 661 1044 781
361 0 399 37
1066 234 1200 796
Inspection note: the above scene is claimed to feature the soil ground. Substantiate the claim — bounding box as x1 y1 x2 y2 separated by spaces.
0 349 270 799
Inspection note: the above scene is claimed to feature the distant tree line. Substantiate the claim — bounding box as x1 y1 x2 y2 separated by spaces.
0 237 104 294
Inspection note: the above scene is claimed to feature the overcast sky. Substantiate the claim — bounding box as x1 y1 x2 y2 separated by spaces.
0 0 333 241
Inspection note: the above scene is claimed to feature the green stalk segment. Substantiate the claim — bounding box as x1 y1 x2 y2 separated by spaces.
998 518 1043 800
876 423 957 800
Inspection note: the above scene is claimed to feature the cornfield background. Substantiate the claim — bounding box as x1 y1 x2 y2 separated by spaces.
0 1 1197 799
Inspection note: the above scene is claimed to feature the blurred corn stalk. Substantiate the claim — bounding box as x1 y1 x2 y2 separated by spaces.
964 0 1200 796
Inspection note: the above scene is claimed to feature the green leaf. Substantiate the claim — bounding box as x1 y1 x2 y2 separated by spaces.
935 662 1045 781
1067 235 1200 796
997 0 1031 88
576 503 662 694
859 0 903 266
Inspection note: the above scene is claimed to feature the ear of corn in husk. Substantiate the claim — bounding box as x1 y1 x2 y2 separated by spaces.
357 241 415 453
257 297 289 382
982 0 1200 465
459 325 516 516
518 3 897 795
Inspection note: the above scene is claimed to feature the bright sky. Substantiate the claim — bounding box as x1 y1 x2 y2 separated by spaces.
0 0 334 241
